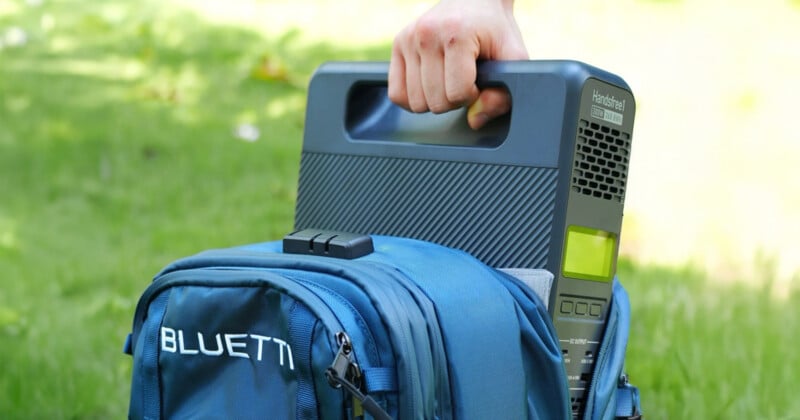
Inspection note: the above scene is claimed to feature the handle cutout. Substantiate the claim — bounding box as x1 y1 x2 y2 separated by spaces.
345 83 511 148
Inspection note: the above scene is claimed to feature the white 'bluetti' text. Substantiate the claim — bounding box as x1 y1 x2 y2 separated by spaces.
160 326 294 370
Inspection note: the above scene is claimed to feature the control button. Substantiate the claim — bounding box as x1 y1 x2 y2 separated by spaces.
575 302 588 315
560 300 574 314
590 304 602 317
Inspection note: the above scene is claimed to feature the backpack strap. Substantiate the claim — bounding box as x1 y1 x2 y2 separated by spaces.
615 374 642 420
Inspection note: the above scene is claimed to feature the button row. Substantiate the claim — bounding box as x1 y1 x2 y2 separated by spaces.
559 299 603 318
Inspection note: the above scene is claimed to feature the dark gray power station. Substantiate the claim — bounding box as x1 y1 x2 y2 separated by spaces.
294 60 636 417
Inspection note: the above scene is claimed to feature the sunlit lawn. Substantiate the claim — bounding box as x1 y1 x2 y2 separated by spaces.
0 0 797 418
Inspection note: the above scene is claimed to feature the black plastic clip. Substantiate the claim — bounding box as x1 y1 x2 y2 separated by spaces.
283 229 374 259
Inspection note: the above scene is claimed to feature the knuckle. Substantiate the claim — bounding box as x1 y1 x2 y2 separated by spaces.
408 99 429 113
428 101 451 114
413 17 442 50
445 90 470 106
387 86 405 106
446 85 478 107
439 17 467 47
394 25 414 45
413 16 438 37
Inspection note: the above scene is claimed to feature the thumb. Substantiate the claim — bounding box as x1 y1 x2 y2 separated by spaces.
468 31 528 130
467 88 512 130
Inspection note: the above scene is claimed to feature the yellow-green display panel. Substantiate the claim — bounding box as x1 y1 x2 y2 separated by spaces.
562 225 616 282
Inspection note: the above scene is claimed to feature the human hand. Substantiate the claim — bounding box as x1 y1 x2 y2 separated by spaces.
389 0 528 130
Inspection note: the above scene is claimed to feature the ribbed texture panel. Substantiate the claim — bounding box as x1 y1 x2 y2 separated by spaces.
295 153 559 268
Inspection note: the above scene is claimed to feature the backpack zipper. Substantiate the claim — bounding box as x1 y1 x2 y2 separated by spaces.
326 332 392 420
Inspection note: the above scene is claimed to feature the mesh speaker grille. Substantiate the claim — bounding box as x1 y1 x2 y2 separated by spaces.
295 152 559 268
572 119 631 203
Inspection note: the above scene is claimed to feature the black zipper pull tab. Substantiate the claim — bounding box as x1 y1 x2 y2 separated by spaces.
326 332 362 389
326 332 392 420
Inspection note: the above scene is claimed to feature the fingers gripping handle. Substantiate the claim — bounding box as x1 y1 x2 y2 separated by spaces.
303 60 622 168
345 61 518 148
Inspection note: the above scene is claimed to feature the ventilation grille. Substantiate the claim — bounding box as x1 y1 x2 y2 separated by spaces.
572 119 631 203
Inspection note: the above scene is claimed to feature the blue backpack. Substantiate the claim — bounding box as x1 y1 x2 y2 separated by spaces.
125 231 641 419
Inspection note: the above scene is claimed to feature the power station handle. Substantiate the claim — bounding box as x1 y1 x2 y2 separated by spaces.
304 60 613 167
344 63 513 148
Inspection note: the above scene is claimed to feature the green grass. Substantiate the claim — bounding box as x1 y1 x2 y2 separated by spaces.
618 261 800 419
0 0 798 418
0 0 386 417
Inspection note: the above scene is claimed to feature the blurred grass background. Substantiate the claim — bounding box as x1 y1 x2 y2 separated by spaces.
0 0 798 418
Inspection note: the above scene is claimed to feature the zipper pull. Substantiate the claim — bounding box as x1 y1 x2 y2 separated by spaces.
326 331 362 389
326 332 392 420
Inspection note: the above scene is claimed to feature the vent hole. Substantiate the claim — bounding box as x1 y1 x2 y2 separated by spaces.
571 119 631 203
